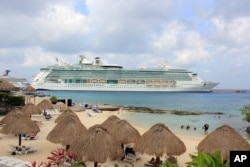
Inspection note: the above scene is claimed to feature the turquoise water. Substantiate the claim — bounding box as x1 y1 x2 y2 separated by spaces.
43 90 250 139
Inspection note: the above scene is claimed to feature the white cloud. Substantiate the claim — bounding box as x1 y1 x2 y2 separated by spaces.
212 16 250 46
152 21 210 66
85 0 174 53
0 1 89 53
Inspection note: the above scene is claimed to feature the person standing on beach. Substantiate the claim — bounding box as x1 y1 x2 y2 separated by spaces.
203 123 209 135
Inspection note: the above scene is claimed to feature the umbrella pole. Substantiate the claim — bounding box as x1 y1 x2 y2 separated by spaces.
66 145 70 151
18 134 22 146
94 162 98 167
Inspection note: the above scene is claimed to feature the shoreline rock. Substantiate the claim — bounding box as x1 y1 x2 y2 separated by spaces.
121 106 224 115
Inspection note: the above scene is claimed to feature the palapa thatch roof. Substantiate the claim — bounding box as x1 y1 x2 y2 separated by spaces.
134 123 186 157
1 111 40 134
69 124 124 167
198 124 250 162
25 85 36 92
54 108 79 123
0 110 40 146
0 78 19 91
47 115 87 146
37 99 54 111
0 109 20 125
108 119 141 144
21 103 42 116
101 115 120 133
55 101 68 111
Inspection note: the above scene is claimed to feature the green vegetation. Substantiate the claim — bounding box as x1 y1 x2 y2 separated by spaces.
0 92 25 115
240 104 250 122
50 95 58 104
70 163 86 167
186 151 229 167
161 160 179 167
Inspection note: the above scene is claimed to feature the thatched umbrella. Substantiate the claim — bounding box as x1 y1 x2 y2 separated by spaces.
54 108 80 123
47 115 87 150
37 99 54 111
134 123 186 159
25 85 36 92
69 124 124 167
24 86 36 103
55 101 68 111
21 103 42 116
198 124 250 162
0 109 20 125
0 110 40 146
101 115 121 134
108 119 141 144
0 78 19 91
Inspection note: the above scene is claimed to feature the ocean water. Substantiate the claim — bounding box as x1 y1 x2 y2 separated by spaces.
42 90 250 139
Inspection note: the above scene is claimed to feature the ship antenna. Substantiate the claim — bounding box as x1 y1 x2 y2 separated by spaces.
79 55 86 64
3 70 11 76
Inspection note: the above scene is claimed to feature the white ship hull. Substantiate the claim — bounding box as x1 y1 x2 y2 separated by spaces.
31 82 217 92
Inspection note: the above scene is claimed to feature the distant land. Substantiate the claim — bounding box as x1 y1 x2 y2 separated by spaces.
212 89 248 93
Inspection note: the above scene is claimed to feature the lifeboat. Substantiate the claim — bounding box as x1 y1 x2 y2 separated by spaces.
99 79 106 83
146 80 153 86
119 80 126 84
154 81 161 86
91 79 98 83
127 80 135 84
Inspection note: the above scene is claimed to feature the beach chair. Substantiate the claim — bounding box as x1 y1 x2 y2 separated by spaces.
9 145 37 156
42 111 52 120
19 147 38 155
92 108 101 113
0 156 10 161
5 159 24 167
87 111 96 117
14 161 31 167
22 132 39 140
122 153 138 163
0 156 14 166
63 155 80 166
0 156 30 167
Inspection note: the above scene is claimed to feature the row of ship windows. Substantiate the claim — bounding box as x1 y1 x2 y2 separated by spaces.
49 73 192 79
65 84 177 88
63 80 177 85
48 78 191 83
48 76 191 81
49 74 191 78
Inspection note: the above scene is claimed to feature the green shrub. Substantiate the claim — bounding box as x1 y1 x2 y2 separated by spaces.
0 92 25 115
50 96 58 104
240 104 250 122
186 151 229 167
160 160 179 167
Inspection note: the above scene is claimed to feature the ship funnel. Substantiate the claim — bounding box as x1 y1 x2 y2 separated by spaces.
95 57 101 65
3 70 11 76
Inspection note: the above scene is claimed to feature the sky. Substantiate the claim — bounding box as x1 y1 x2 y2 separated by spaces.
0 0 250 89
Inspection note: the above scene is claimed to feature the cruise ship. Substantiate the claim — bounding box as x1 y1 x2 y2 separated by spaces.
0 70 29 89
31 56 219 92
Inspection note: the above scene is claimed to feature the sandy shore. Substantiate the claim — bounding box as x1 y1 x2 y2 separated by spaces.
0 97 245 167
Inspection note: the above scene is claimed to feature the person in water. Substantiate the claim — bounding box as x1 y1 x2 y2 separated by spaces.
203 123 209 135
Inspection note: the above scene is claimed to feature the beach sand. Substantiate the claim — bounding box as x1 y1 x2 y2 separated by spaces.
0 97 240 167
